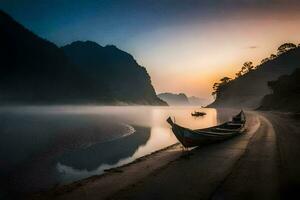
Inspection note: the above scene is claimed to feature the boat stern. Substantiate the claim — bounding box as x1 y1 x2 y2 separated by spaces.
166 117 174 126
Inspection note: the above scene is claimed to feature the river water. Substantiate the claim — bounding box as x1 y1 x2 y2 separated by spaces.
0 106 235 196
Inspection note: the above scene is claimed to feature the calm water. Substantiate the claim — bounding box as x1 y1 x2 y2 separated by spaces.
0 106 234 196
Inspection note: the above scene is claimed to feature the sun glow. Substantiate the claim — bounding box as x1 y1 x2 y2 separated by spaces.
127 14 300 99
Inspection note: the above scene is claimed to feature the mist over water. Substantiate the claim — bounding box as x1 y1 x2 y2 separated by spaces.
0 106 234 196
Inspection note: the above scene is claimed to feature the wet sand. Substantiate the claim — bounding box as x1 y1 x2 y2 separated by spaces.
33 111 300 200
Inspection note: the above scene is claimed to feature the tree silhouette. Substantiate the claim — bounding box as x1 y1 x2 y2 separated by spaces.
212 82 220 98
277 43 296 55
220 77 232 84
243 62 254 72
212 42 300 100
270 54 277 60
261 58 269 64
212 77 232 99
235 61 254 78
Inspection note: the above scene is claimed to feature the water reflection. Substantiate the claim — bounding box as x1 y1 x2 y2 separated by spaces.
57 126 151 183
56 106 218 184
0 106 220 196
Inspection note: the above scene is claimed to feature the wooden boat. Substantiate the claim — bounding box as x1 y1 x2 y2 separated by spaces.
232 110 246 123
191 111 206 117
167 110 246 147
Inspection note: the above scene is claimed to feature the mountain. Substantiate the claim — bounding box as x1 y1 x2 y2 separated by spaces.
188 96 210 106
0 10 83 104
158 93 189 105
259 68 300 112
0 10 166 105
209 47 300 109
62 41 166 105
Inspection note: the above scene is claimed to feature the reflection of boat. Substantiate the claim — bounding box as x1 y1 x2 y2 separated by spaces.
167 110 246 148
191 111 206 117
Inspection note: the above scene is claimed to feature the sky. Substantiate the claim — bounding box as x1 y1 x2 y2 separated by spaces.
1 0 300 101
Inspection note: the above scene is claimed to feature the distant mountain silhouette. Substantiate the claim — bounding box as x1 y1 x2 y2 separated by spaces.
62 41 167 105
209 47 300 109
259 68 300 112
0 10 166 105
158 93 189 105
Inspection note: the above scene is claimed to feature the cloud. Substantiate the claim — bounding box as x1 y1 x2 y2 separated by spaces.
247 46 258 49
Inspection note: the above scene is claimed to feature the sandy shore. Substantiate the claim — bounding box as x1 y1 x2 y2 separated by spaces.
32 111 300 200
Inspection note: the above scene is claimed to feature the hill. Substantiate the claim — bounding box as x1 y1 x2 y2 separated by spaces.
0 10 166 105
209 45 300 109
158 93 189 105
62 41 166 105
259 68 300 112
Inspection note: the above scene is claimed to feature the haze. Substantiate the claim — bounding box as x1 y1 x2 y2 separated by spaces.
2 0 300 99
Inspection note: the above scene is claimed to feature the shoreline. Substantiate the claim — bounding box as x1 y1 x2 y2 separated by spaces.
32 111 261 200
31 143 182 200
33 110 300 200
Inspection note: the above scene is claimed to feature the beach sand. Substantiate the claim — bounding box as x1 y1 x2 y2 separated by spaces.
32 111 300 200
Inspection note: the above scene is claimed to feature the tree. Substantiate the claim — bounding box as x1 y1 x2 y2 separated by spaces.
261 58 269 64
241 61 254 74
270 54 277 60
212 77 232 99
212 82 220 98
234 61 255 78
235 61 255 78
235 71 243 78
220 77 232 84
277 43 296 55
244 61 254 70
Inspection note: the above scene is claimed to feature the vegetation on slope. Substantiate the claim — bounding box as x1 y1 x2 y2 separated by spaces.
259 68 300 112
209 43 300 109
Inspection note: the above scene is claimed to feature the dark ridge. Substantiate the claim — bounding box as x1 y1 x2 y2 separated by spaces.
62 41 167 105
259 68 300 112
0 10 166 105
208 47 300 109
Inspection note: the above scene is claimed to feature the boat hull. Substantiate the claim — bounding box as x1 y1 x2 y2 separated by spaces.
167 111 246 148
